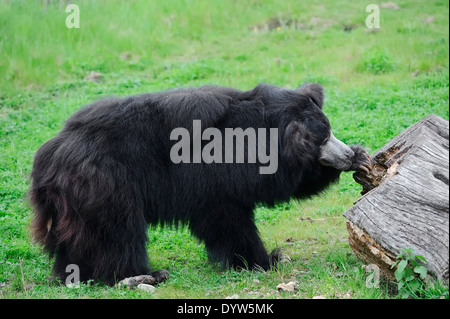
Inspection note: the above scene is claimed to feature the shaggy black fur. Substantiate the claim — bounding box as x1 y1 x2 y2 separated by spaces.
29 83 364 285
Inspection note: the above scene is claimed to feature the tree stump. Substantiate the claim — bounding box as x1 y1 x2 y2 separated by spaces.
343 114 449 282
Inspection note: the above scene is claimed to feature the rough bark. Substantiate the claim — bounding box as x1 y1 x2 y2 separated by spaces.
343 114 449 282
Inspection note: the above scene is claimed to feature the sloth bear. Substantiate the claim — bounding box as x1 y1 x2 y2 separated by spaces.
29 83 371 285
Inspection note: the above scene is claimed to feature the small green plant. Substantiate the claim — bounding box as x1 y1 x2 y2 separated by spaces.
358 50 395 74
391 248 428 299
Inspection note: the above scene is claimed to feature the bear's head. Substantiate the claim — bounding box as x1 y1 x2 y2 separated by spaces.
285 83 357 171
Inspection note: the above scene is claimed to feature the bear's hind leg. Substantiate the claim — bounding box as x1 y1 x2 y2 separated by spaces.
52 216 154 286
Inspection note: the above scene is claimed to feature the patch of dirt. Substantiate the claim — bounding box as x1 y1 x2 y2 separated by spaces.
83 71 103 82
380 2 400 10
250 15 333 33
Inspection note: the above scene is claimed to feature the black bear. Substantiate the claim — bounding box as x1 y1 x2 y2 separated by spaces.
29 83 371 285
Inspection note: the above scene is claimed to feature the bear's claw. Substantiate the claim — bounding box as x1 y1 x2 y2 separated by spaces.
358 165 371 175
348 145 372 173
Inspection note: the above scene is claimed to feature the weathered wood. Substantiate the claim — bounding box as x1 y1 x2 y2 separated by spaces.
343 114 449 282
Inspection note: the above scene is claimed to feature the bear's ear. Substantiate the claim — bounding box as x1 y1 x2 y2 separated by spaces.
299 83 324 108
282 121 315 163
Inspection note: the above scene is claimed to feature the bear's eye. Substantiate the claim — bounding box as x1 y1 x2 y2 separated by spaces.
321 136 330 145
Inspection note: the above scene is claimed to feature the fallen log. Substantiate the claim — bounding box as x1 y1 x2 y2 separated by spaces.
343 114 449 282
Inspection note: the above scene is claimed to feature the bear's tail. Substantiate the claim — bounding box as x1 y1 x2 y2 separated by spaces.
29 182 59 256
28 136 79 257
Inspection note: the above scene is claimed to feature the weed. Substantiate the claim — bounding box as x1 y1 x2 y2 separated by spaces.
357 49 395 74
391 248 428 299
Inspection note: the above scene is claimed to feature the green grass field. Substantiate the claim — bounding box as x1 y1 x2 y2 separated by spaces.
0 0 448 299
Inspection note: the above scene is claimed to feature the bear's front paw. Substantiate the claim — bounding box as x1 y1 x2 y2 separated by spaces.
348 145 372 174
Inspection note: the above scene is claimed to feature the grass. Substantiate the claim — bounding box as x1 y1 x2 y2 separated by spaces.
0 0 449 299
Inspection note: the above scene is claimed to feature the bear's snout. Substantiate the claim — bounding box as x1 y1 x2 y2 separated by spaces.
319 132 355 171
